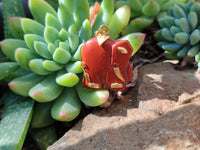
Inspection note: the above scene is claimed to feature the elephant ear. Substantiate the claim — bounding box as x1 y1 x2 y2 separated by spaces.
111 40 133 66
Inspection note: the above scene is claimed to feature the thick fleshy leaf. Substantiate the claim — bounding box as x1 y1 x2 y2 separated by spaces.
29 59 52 75
71 43 83 61
57 4 74 30
187 44 199 57
68 33 79 53
161 28 174 42
195 52 200 62
43 60 64 71
190 29 200 45
8 17 24 39
188 11 198 30
79 19 92 43
180 18 191 33
119 33 145 56
142 0 160 17
76 81 109 106
51 88 81 121
44 26 59 43
109 5 131 39
56 70 79 87
177 45 190 57
29 0 57 25
0 39 28 61
15 48 39 70
59 28 69 42
68 24 78 36
31 102 55 128
21 18 44 36
0 62 19 80
65 61 83 74
173 4 186 18
24 34 45 52
123 16 154 34
158 42 182 53
53 48 71 64
59 41 70 52
34 41 52 59
0 93 34 150
29 73 64 102
8 73 44 97
174 32 189 44
48 43 56 55
45 13 62 31
127 0 142 12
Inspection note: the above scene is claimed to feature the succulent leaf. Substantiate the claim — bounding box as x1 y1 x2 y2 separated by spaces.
29 59 52 75
15 48 39 70
76 81 109 107
8 17 24 39
29 0 57 25
53 48 71 64
45 13 62 31
44 26 59 43
0 62 19 80
9 73 44 97
24 34 45 52
31 102 55 128
29 73 64 102
174 32 189 44
56 71 79 87
51 88 81 121
43 60 64 71
142 0 160 17
65 61 83 74
0 39 28 61
21 18 45 36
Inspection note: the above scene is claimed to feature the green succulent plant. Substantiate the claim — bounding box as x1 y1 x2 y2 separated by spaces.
0 0 145 122
116 0 181 34
155 0 200 72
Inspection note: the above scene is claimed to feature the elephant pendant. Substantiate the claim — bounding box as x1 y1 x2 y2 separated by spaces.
81 25 133 91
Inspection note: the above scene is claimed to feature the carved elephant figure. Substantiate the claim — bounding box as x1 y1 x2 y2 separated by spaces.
81 37 133 91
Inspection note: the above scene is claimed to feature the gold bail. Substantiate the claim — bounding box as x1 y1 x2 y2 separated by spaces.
95 25 110 46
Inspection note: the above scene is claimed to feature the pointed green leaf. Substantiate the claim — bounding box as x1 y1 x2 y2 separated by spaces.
29 59 52 75
21 18 44 36
29 73 64 102
29 0 57 25
142 0 160 17
15 48 39 70
59 28 69 42
51 88 81 121
119 33 145 56
45 13 62 31
68 24 78 36
57 4 74 30
177 45 190 57
187 45 199 57
43 60 64 71
34 41 52 59
109 5 131 39
24 34 45 52
8 17 24 39
173 4 186 18
53 48 71 64
31 102 55 128
76 81 109 107
0 39 28 61
161 28 174 42
44 26 59 43
79 19 92 43
188 11 198 30
174 32 189 44
48 43 56 55
71 43 83 61
190 29 200 45
65 61 83 74
180 18 191 33
56 71 79 87
8 73 44 97
0 62 19 80
68 33 79 53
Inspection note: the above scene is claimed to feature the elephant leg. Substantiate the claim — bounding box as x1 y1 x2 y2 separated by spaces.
105 71 126 91
82 71 102 89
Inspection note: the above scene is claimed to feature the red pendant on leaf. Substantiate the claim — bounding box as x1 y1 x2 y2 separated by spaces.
81 25 133 91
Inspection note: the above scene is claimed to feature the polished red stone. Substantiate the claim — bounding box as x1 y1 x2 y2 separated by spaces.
81 38 133 91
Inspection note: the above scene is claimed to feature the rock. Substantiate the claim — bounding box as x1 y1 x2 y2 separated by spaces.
48 61 200 150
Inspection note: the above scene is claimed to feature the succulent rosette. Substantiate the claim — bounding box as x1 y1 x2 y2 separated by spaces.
0 0 145 122
117 0 180 34
155 0 200 72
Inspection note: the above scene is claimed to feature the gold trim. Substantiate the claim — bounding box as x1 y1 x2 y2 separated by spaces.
117 47 128 54
111 83 123 88
96 35 110 46
113 67 125 82
88 82 100 89
84 72 90 81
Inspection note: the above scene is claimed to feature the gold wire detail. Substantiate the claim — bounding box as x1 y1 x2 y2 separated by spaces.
95 25 109 37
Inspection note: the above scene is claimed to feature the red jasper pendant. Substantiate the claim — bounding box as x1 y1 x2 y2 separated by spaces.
81 25 133 91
